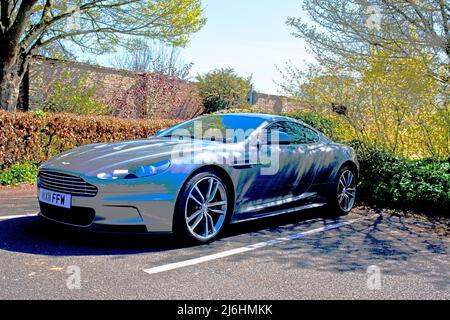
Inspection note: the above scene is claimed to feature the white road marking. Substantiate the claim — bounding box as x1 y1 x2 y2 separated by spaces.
0 212 39 220
144 215 379 275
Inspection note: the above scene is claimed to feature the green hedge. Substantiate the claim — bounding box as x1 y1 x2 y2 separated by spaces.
0 162 38 186
1 109 448 216
0 110 178 171
358 150 450 214
286 111 338 140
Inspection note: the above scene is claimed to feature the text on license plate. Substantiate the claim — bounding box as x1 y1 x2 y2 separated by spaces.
39 188 71 209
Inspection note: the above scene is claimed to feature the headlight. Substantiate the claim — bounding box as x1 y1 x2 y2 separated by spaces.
96 160 170 180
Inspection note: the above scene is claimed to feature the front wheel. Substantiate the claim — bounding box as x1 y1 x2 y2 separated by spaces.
174 170 230 243
329 167 357 215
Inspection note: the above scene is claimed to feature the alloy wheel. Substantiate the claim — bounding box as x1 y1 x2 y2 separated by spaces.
184 177 228 241
337 170 356 212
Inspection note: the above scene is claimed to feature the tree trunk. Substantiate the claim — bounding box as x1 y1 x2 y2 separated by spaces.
0 57 27 112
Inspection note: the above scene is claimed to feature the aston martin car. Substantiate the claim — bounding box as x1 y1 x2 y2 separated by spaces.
37 113 358 243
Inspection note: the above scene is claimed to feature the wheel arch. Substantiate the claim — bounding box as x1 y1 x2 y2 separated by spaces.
173 165 236 229
340 160 359 178
325 159 359 199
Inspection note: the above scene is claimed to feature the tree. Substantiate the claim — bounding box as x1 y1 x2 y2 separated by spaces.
281 0 449 159
196 68 252 114
279 50 449 159
0 0 206 111
287 0 449 84
111 39 193 80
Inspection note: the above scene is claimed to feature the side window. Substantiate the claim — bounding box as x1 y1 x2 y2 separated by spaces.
267 122 291 134
288 122 320 144
266 122 293 142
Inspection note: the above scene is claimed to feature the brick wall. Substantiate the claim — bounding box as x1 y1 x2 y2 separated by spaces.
27 56 203 119
251 92 306 114
28 57 139 111
24 56 305 118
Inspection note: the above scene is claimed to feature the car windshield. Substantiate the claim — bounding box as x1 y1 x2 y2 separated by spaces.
159 115 267 143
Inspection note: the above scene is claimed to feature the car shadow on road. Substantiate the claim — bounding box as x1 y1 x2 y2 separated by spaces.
0 216 181 256
224 209 450 290
0 208 347 257
0 208 448 290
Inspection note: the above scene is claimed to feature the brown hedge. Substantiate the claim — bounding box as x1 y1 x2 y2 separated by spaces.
0 111 179 170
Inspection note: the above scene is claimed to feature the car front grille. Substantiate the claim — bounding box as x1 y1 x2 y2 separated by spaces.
38 170 98 197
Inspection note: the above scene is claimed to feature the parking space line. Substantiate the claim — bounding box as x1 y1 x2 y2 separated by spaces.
0 212 39 220
143 215 378 275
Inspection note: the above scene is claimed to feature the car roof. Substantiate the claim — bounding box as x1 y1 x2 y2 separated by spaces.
207 113 292 122
208 113 329 140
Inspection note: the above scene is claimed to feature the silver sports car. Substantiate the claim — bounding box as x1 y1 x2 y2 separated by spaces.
37 113 358 243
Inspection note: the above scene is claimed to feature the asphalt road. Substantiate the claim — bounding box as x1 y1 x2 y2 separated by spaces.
0 186 449 300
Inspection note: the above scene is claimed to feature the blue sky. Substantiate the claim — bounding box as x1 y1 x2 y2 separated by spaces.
91 0 313 95
181 0 313 95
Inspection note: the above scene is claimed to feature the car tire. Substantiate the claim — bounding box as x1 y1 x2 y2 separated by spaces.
174 169 230 244
329 166 357 216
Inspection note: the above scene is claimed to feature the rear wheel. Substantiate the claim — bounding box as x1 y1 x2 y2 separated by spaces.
329 166 357 215
174 170 230 243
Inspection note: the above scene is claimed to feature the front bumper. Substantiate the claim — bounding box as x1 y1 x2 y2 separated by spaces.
37 169 187 234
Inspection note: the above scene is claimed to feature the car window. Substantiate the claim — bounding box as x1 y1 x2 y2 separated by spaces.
266 122 293 142
267 121 319 144
288 122 320 144
267 122 292 135
159 115 266 143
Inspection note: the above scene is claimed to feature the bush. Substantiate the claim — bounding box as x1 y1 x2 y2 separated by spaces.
286 111 338 140
43 72 112 116
196 68 252 113
0 111 178 171
358 149 450 214
113 73 203 119
0 162 38 186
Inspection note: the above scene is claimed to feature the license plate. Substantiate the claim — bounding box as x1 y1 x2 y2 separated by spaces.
39 188 71 209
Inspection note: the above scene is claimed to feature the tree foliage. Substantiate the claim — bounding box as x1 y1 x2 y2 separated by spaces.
112 72 203 119
0 0 206 111
111 39 193 80
43 71 112 115
281 0 449 160
287 0 449 84
196 68 252 114
280 49 449 159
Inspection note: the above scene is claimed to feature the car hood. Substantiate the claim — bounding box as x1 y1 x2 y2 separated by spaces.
40 138 243 176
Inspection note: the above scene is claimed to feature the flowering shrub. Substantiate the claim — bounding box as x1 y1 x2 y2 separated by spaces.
43 72 112 116
112 73 203 119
